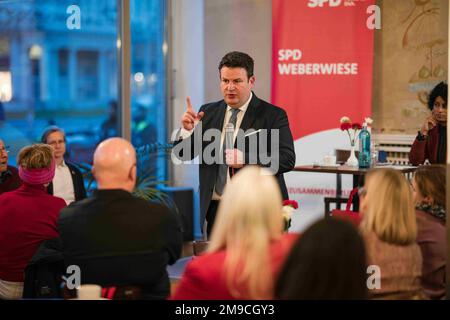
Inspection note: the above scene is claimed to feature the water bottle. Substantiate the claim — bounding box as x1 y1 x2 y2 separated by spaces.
358 123 371 168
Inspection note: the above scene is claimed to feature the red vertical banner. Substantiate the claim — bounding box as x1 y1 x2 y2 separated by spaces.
272 0 375 140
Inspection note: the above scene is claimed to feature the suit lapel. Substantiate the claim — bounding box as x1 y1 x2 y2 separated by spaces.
208 101 227 131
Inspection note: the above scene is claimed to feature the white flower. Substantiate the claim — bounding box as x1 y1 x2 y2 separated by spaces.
364 117 373 125
282 205 294 220
340 116 351 124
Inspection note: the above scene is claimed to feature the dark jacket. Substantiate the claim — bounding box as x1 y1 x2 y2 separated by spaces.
47 161 87 202
173 93 296 230
57 189 183 299
23 238 65 299
409 125 445 165
0 165 22 195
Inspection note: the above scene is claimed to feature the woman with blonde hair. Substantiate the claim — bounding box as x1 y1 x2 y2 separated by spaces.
171 166 297 300
0 144 66 299
359 169 423 299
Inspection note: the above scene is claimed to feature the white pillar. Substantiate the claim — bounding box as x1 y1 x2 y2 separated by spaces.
171 0 205 238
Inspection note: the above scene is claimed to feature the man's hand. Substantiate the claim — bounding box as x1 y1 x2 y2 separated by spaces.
420 115 437 136
225 149 244 169
181 97 204 131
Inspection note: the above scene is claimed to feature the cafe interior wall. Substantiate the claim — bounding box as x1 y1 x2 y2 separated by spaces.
372 0 448 135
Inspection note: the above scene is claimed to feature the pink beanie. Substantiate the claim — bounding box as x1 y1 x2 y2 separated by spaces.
19 158 56 185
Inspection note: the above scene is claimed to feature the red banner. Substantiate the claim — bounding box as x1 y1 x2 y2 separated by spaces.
272 0 375 140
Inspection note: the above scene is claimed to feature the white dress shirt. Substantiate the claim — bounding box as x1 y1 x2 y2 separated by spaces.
53 160 75 205
179 92 253 200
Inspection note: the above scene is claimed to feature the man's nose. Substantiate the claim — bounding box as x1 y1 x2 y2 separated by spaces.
227 82 236 90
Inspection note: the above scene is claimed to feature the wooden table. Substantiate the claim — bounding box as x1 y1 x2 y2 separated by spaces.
293 164 417 213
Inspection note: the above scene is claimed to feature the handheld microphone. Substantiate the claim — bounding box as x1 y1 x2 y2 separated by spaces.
225 123 234 151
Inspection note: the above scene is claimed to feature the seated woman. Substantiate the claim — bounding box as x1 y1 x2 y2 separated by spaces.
409 82 447 165
412 165 446 300
0 144 66 299
359 169 424 299
171 166 298 300
275 218 367 299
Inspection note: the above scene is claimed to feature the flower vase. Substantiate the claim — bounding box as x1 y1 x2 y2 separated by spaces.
346 145 359 167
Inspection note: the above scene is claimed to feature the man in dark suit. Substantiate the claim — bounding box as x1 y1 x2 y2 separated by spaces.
41 126 86 204
57 138 183 299
173 51 296 237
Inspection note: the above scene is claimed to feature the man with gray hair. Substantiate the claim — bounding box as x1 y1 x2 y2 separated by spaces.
57 137 183 299
41 126 86 204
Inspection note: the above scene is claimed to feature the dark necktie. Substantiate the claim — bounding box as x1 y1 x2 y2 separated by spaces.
214 108 240 196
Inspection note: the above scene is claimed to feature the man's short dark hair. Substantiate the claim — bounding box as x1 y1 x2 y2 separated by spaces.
428 81 447 111
218 51 254 79
41 126 66 143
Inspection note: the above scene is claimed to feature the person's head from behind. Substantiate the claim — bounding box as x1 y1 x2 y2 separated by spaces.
218 51 255 109
17 143 55 186
208 166 284 299
412 165 446 209
0 139 8 173
41 126 66 163
428 81 447 124
359 169 417 245
275 218 367 300
92 137 136 192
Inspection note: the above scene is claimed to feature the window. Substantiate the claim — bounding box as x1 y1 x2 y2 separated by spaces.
0 0 168 184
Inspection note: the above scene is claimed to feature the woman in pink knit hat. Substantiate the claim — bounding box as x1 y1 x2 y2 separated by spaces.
0 144 66 300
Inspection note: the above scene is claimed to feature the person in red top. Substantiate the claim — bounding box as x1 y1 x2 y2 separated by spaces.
0 144 66 299
409 82 447 165
171 166 298 300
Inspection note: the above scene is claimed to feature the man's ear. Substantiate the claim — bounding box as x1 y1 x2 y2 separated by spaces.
91 166 96 180
249 76 255 86
130 164 137 182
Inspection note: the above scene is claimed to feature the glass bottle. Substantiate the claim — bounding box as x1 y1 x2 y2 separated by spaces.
358 123 371 169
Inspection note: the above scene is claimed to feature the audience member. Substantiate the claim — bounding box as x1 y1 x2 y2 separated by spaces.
0 144 66 299
57 138 183 299
359 169 424 299
99 100 119 142
409 82 447 165
412 165 446 299
41 126 86 204
171 166 297 300
275 218 367 299
0 139 21 194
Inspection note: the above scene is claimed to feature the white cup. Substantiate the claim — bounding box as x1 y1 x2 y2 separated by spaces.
77 284 102 300
323 155 336 166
